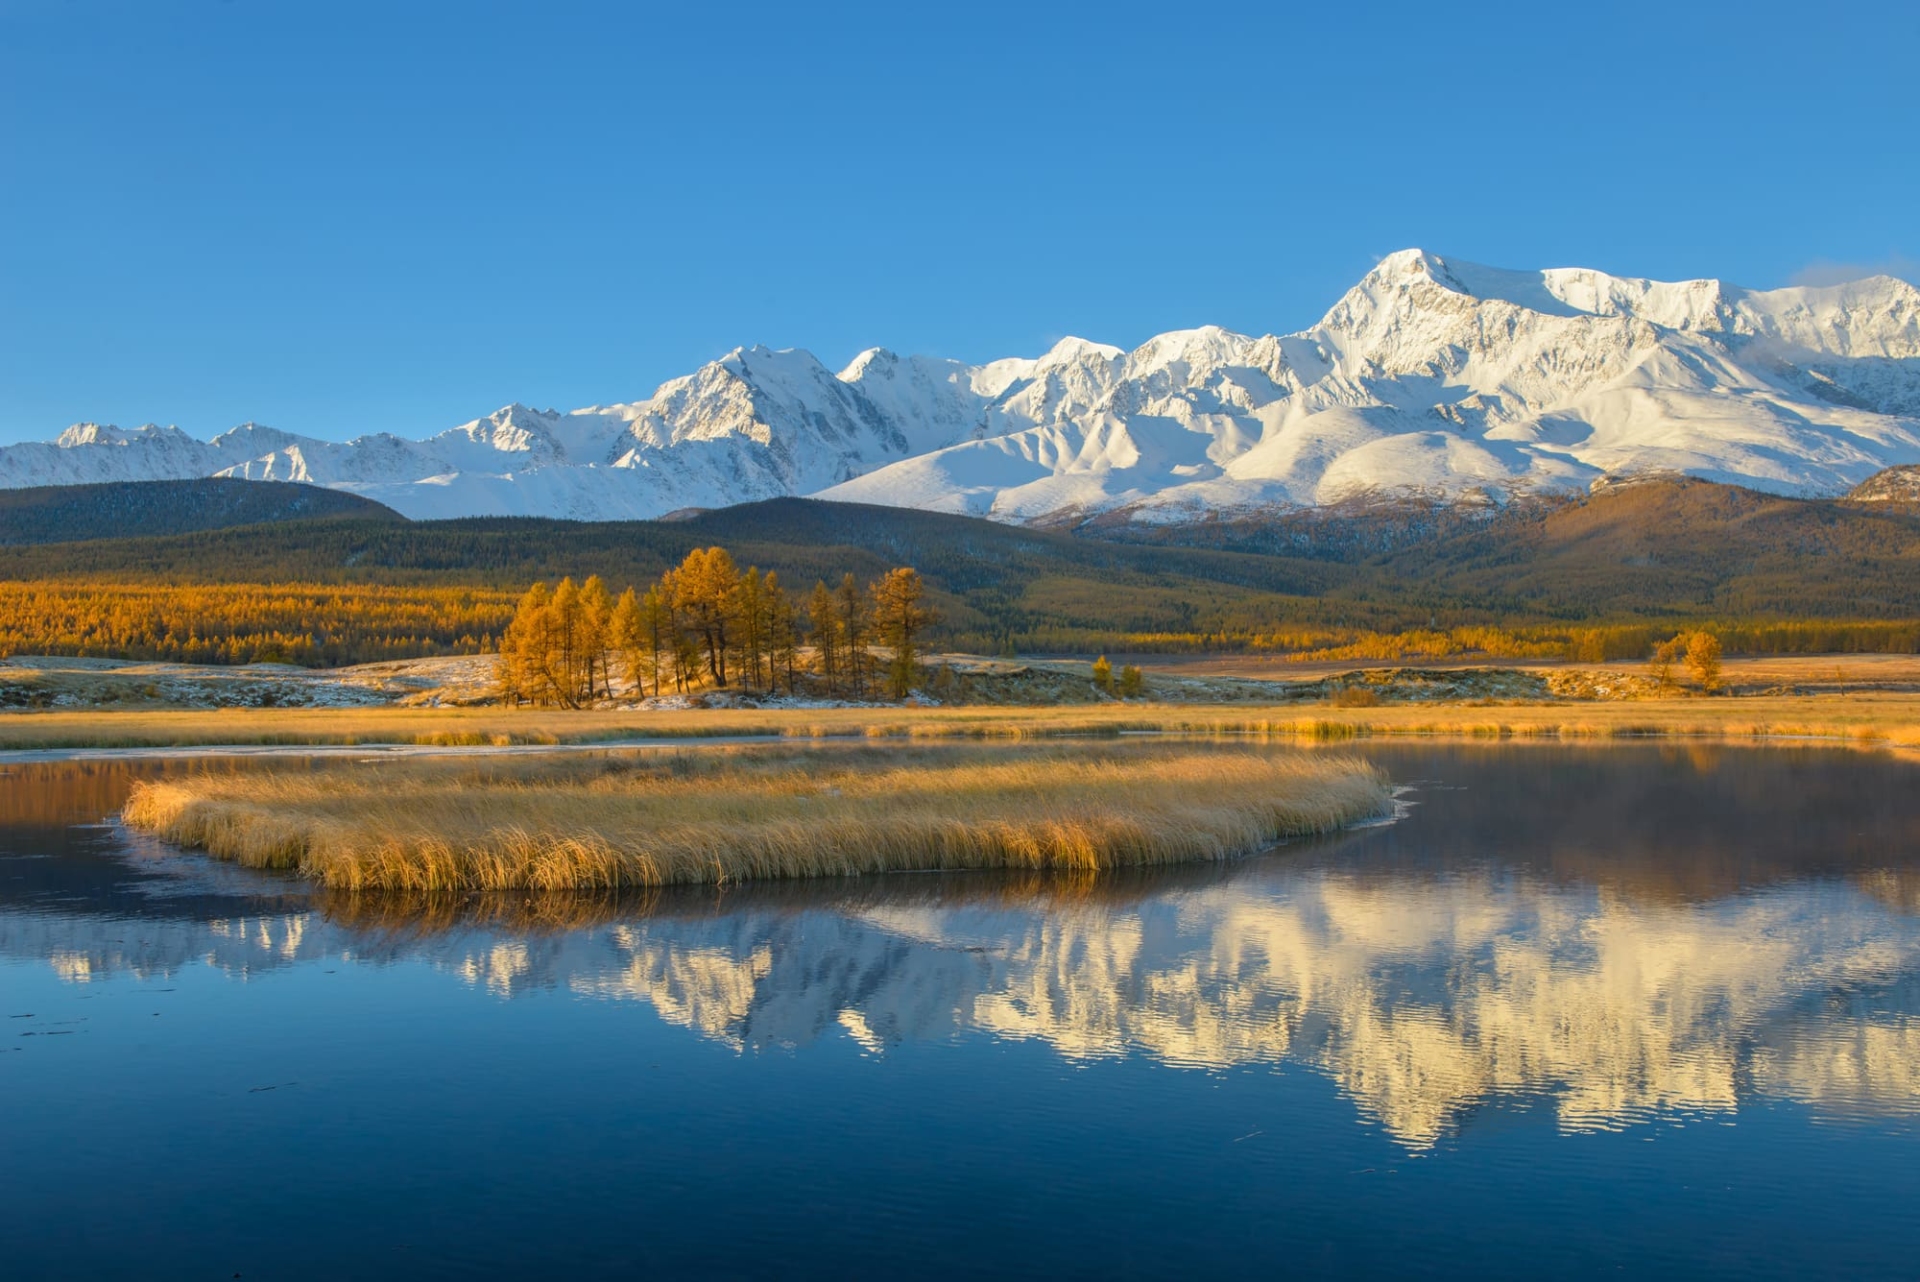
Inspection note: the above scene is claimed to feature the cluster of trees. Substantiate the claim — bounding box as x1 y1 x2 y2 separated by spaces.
1651 631 1724 692
497 547 931 706
1090 656 1146 698
0 581 512 666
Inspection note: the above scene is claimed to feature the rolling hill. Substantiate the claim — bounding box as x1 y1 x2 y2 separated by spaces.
0 478 402 546
3 479 1919 658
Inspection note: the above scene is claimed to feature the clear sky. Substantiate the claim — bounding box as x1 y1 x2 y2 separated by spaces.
4 0 1917 444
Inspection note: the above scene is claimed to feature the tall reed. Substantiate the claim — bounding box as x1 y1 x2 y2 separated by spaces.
123 745 1390 892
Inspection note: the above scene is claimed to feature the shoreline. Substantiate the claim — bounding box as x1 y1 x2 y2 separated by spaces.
4 691 1919 757
5 721 1918 765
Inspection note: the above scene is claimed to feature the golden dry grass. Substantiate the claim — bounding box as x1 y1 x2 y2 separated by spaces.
121 744 1390 892
8 690 1920 752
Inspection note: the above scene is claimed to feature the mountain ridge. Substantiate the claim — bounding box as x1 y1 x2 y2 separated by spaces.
8 250 1920 525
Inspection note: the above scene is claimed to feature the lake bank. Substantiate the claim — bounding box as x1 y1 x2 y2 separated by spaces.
5 689 1920 754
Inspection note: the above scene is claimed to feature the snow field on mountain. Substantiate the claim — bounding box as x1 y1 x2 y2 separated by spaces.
9 249 1920 524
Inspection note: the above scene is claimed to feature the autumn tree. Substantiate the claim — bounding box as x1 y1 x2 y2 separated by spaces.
549 577 584 705
870 567 930 699
835 572 870 698
611 587 645 699
578 575 612 701
1117 664 1145 698
765 571 799 693
808 580 839 695
498 580 553 705
673 547 740 685
1650 634 1686 692
1685 630 1724 692
642 584 672 696
1091 655 1113 694
736 567 767 691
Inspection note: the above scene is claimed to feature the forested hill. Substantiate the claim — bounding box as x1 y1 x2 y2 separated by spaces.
3 481 1920 655
1093 478 1920 621
0 478 403 545
0 497 1340 648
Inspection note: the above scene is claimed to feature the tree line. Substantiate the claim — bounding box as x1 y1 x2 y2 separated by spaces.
496 547 931 706
0 581 511 666
1 575 1912 673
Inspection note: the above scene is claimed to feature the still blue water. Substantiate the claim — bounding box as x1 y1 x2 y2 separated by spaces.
3 744 1918 1279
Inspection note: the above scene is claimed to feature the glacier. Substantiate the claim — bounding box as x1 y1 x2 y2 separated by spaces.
7 249 1919 525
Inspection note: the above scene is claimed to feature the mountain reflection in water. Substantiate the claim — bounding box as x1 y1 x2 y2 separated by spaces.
4 745 1918 1152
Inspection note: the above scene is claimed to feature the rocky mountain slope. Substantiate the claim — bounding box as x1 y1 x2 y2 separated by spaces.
7 251 1919 524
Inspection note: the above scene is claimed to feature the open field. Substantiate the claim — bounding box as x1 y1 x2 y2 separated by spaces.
121 744 1391 891
5 689 1920 753
11 645 1920 720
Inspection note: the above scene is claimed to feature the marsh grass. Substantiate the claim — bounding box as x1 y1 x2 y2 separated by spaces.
312 859 1272 938
122 744 1391 892
9 690 1920 753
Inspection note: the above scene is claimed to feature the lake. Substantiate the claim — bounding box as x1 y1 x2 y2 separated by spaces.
3 743 1918 1279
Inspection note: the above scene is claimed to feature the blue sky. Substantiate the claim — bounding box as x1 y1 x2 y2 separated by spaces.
4 0 1917 444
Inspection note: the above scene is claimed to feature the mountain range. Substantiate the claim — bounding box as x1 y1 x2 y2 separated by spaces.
7 249 1919 525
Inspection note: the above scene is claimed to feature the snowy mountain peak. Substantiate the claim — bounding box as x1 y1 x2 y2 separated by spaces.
1040 336 1126 365
55 422 182 448
9 252 1920 524
838 346 909 379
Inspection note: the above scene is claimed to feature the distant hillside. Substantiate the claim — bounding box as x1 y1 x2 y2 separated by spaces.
4 481 1919 654
0 498 1339 650
0 478 403 545
1849 465 1920 504
1335 478 1920 619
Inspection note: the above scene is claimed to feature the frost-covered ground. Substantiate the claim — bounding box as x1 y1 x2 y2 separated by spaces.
6 652 1915 714
0 654 498 711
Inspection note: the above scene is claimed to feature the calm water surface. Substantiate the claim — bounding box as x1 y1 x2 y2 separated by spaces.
3 744 1919 1279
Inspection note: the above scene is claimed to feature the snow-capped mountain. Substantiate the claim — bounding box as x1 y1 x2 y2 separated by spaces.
8 250 1920 524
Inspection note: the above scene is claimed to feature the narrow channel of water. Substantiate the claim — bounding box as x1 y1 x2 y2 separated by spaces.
3 744 1917 1278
